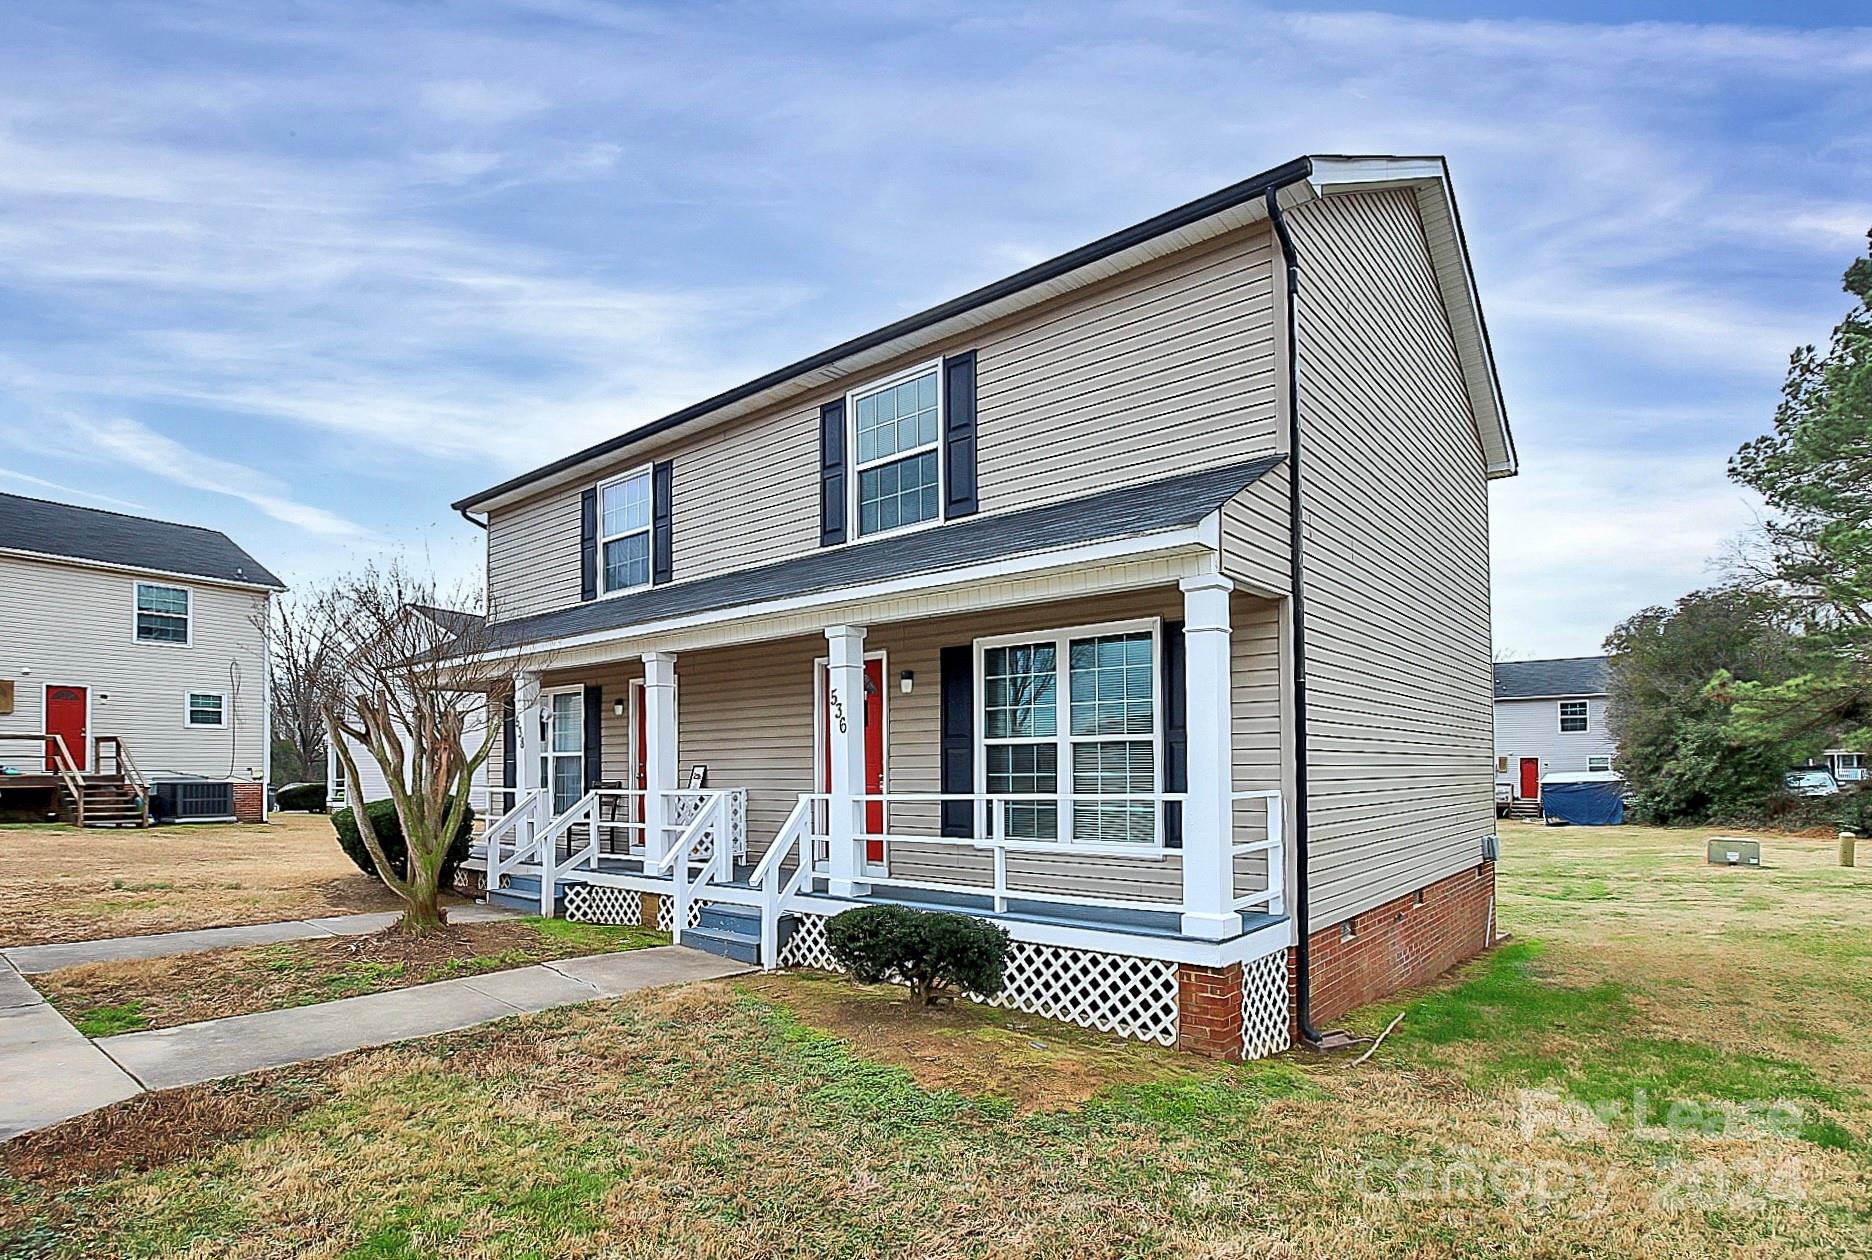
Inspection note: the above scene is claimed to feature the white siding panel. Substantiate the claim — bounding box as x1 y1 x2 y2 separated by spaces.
1493 697 1616 787
1286 188 1497 930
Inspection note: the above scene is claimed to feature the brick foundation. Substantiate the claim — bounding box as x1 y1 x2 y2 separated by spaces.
233 782 265 823
1176 961 1245 1060
1296 860 1496 1028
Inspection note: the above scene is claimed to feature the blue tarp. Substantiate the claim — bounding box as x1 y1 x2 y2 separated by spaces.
1541 779 1625 826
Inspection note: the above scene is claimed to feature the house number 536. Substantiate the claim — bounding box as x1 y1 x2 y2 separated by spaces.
828 689 848 734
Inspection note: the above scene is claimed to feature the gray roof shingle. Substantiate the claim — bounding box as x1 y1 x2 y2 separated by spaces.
1493 656 1609 700
483 454 1284 650
0 492 284 589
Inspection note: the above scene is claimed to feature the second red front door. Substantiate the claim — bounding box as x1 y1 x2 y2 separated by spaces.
822 659 886 861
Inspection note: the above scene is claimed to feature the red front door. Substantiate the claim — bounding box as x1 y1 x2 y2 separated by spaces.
1519 757 1540 799
45 686 87 772
823 659 886 861
633 683 647 824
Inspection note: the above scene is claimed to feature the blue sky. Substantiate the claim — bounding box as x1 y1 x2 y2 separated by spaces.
1 2 1867 657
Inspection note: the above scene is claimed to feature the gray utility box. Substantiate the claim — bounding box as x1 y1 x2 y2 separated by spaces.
1707 837 1762 867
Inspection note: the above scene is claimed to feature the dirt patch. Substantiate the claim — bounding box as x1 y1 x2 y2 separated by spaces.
743 971 1196 1110
35 917 664 1032
0 814 413 946
1 1067 337 1193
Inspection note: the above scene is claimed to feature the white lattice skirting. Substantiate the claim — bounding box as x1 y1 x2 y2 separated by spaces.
1240 948 1292 1059
777 911 1181 1048
562 885 704 931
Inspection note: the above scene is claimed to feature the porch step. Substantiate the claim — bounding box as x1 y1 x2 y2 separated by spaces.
686 903 762 965
488 872 561 915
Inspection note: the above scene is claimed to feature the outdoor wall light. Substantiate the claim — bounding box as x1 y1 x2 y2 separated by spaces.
899 671 915 694
613 698 626 717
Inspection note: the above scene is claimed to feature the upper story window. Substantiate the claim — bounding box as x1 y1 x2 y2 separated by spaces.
852 363 941 538
135 582 190 644
1558 700 1589 733
598 467 653 594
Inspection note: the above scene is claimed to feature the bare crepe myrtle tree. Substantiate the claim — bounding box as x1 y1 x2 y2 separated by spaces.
308 561 528 934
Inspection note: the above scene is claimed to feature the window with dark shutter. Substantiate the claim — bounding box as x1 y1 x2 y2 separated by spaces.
943 351 978 518
579 488 598 602
820 398 847 546
939 644 974 837
1161 620 1186 847
501 697 517 813
651 460 673 584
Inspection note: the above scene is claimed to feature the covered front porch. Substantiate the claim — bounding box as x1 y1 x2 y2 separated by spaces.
474 574 1294 1055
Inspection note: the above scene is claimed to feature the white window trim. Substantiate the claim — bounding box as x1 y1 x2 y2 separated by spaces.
846 358 945 542
539 684 587 814
972 616 1163 847
594 464 656 598
1557 699 1590 733
1586 756 1613 773
132 580 193 647
184 690 228 729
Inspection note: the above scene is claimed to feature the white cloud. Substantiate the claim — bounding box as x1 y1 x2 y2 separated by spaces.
417 80 550 126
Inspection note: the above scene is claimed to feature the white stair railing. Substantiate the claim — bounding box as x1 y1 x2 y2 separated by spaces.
651 790 730 944
485 787 547 895
753 796 816 970
1228 789 1285 916
531 790 603 915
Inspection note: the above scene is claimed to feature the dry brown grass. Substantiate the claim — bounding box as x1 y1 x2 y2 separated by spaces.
5 820 1869 1258
0 813 404 946
35 918 665 1032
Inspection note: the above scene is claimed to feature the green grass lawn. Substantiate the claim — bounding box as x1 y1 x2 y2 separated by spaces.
3 821 1869 1258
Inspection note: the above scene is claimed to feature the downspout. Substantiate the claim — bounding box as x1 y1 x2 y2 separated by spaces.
1264 180 1330 1048
458 507 488 531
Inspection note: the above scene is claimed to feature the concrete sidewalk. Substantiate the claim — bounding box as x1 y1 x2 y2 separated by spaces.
0 958 141 1141
98 946 750 1091
2 904 515 974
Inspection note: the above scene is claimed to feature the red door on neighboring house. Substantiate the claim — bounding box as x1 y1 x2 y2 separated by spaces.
44 686 87 772
822 659 886 862
1519 757 1540 799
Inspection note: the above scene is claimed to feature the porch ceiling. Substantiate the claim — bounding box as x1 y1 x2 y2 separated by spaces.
474 455 1283 659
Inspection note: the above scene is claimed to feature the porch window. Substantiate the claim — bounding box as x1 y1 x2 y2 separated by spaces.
851 364 941 537
598 468 653 594
539 689 585 813
978 622 1160 845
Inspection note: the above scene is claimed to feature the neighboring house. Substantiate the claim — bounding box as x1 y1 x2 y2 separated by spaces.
1493 656 1616 803
451 154 1516 1061
0 493 283 825
326 603 493 817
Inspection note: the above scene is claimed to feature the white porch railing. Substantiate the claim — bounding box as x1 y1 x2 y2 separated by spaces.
749 788 1286 970
649 790 734 944
485 787 549 895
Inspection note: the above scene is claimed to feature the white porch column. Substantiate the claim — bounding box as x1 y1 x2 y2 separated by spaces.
641 652 678 865
1179 573 1239 940
513 671 542 839
824 624 871 898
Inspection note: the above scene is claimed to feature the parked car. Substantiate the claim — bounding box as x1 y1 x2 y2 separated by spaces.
1784 768 1842 798
1494 782 1513 818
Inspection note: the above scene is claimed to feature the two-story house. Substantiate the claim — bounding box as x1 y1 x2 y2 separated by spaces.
448 154 1516 1060
1493 656 1616 808
0 493 282 826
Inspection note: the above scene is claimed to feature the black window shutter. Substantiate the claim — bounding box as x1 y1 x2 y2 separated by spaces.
819 398 847 546
943 351 978 517
939 644 974 837
583 686 604 789
1162 620 1187 848
501 697 517 812
651 460 674 585
579 487 598 601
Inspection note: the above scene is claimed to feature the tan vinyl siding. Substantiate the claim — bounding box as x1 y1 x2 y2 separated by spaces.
483 223 1282 623
517 586 1283 907
1285 187 1495 931
0 555 270 783
1218 467 1292 597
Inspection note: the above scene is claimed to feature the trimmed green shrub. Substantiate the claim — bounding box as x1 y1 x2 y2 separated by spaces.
824 904 1009 1005
275 782 327 812
331 796 475 888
